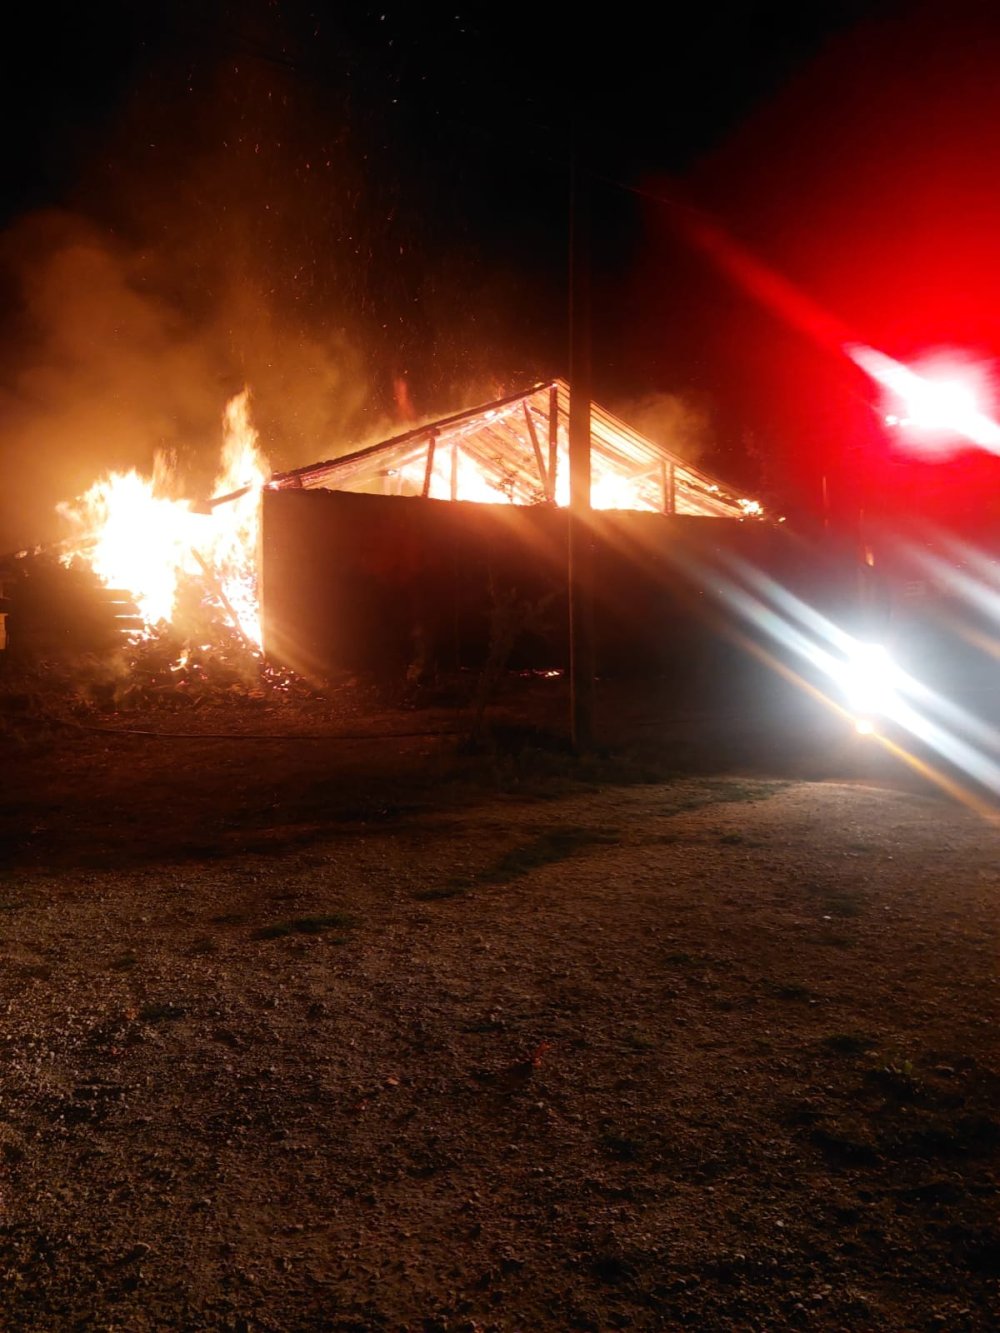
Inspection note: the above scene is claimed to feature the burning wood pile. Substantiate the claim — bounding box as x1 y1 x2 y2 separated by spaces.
56 390 267 648
2 390 313 712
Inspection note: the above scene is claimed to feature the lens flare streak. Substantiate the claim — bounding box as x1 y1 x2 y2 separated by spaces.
688 550 1000 804
847 345 1000 453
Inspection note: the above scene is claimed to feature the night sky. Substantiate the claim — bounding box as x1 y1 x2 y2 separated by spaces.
1 1 998 551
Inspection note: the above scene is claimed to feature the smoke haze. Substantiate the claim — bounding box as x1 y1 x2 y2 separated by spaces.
612 391 711 466
0 9 546 552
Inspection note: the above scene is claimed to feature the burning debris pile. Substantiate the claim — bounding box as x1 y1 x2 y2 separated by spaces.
2 390 314 712
92 621 296 713
56 390 268 647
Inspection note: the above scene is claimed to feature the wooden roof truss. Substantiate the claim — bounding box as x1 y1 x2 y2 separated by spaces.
268 379 759 520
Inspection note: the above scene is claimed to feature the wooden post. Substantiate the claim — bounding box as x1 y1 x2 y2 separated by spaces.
523 402 552 501
660 460 676 514
548 384 559 500
421 430 437 499
568 153 594 752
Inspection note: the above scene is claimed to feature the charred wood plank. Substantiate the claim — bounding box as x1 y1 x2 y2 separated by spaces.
190 549 257 654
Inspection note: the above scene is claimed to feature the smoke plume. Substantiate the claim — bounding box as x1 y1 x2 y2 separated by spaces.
0 10 539 553
611 390 711 465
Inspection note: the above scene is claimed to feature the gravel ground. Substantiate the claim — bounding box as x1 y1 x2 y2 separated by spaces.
1 686 998 1330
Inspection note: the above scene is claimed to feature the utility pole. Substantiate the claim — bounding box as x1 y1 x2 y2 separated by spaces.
568 151 595 751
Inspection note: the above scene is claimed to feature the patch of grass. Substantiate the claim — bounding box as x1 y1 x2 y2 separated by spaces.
865 1059 923 1101
802 879 866 919
251 912 355 940
809 1123 880 1167
682 778 788 810
947 1224 1000 1276
599 1131 644 1162
825 894 864 919
138 1002 186 1023
905 1114 1000 1158
478 826 620 886
783 1098 824 1128
589 1253 636 1285
488 743 673 794
816 931 855 949
622 1028 657 1051
333 800 406 823
768 982 813 1002
16 962 51 981
821 1032 874 1056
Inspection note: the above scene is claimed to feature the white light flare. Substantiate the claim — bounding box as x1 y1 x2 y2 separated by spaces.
836 641 905 729
905 540 1000 634
847 344 1000 455
690 550 1000 801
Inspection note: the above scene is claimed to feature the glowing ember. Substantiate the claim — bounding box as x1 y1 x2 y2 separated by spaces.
58 390 270 646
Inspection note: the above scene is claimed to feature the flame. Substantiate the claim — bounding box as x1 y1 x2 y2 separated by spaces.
591 466 656 512
202 391 270 646
58 460 201 626
389 433 758 516
397 444 534 504
364 405 763 517
58 389 270 647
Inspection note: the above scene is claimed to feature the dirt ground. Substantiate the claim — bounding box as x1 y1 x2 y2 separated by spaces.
1 675 998 1331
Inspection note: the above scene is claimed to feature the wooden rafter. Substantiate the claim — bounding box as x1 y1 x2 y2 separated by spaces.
263 376 760 521
522 402 553 501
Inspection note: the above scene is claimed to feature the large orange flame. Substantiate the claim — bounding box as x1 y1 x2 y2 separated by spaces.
58 389 270 647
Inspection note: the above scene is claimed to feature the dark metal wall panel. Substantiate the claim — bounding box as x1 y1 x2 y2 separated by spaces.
261 491 568 681
261 489 819 684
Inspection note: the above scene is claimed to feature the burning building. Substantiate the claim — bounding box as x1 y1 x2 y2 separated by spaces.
257 379 779 685
7 378 792 695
